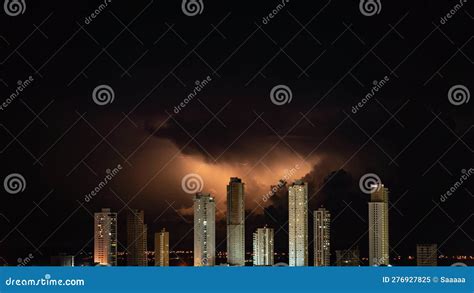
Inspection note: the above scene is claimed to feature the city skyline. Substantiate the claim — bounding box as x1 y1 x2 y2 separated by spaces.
0 0 472 268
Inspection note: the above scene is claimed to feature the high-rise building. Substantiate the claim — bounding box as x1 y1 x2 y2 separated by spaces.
194 193 216 266
288 180 308 266
154 228 169 266
94 208 117 266
314 207 331 266
227 177 245 266
417 244 437 266
253 227 274 266
368 184 389 266
127 209 147 266
335 247 360 266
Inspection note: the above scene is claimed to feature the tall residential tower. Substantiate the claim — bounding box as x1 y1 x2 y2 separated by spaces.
194 193 216 266
368 184 389 266
253 227 274 266
314 207 331 266
288 180 308 266
94 208 117 266
154 228 169 266
226 177 245 266
127 209 147 266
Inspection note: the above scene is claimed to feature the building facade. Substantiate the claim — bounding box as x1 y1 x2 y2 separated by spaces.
127 209 147 266
288 180 308 266
226 177 245 266
314 208 331 266
368 185 389 266
417 244 437 266
194 193 216 266
94 208 117 266
253 227 274 266
154 228 169 266
335 247 360 266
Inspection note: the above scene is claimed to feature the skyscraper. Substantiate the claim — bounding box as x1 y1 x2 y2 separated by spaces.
288 180 308 266
314 207 331 266
194 193 216 266
417 244 437 266
253 227 274 266
368 184 389 266
94 208 117 266
127 209 147 266
154 228 169 266
226 177 245 266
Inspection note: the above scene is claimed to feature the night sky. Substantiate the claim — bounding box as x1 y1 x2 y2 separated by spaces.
0 0 473 265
